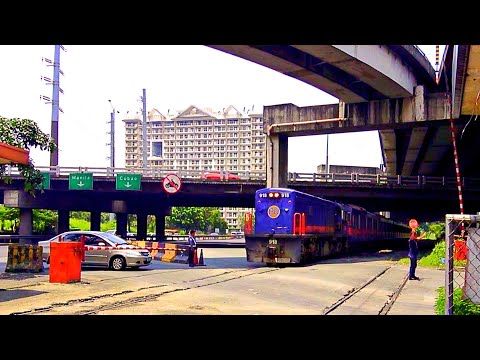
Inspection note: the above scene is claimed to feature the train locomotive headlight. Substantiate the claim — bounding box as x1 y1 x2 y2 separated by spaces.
268 192 280 198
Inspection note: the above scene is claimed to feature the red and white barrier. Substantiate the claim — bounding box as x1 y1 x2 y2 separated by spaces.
80 243 192 264
83 245 188 252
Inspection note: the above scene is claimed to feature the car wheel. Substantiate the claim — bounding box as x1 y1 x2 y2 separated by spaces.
110 256 126 271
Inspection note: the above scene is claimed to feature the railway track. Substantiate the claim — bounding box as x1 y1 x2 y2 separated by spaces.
3 250 417 315
10 267 280 315
322 264 409 315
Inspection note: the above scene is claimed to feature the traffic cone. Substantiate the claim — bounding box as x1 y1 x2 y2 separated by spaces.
193 248 198 265
198 249 206 266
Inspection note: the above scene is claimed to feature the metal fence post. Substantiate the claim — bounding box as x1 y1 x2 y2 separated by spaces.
445 215 455 315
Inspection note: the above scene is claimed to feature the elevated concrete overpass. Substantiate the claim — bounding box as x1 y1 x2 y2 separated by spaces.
209 45 480 190
209 45 437 103
3 167 480 240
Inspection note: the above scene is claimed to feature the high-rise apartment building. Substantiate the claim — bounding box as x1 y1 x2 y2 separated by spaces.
123 104 266 231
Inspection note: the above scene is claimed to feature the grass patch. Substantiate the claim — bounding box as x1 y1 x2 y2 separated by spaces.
434 287 480 315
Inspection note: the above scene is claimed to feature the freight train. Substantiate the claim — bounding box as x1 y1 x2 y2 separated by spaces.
245 187 411 265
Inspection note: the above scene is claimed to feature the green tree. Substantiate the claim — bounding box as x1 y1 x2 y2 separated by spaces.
166 207 205 232
70 211 90 221
166 207 229 234
32 209 57 234
147 215 156 233
101 212 111 223
203 208 228 234
0 116 56 195
128 214 137 233
425 222 445 240
0 205 19 232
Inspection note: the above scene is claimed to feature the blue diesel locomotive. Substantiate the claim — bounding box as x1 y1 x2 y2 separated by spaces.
245 188 411 265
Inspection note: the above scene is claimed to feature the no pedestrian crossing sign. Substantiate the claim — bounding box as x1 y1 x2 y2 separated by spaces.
116 173 141 190
69 172 93 190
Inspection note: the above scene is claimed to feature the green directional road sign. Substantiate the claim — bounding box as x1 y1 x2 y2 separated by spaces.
39 172 50 189
69 172 93 190
116 173 141 190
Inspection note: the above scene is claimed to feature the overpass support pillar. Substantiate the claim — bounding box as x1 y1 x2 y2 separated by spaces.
116 213 127 239
90 211 101 231
414 85 426 121
155 213 166 242
58 210 70 234
136 213 148 241
19 208 33 244
266 133 289 188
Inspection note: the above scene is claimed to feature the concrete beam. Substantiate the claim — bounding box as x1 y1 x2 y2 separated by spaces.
209 45 434 103
294 45 417 98
402 127 429 175
208 45 369 103
263 93 450 137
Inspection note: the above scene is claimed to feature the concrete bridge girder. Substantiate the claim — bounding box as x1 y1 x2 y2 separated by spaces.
264 92 452 185
402 126 429 175
209 45 436 103
417 126 452 175
209 45 365 103
380 129 398 175
263 91 449 136
293 45 418 99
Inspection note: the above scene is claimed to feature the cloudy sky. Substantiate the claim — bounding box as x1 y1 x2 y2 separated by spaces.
0 45 444 173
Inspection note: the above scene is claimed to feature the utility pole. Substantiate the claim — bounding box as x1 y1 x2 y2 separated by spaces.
107 100 118 169
325 134 329 173
107 100 119 223
141 88 148 169
41 45 66 167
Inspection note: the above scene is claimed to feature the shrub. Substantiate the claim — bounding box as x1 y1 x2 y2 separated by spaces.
434 287 480 315
418 241 445 267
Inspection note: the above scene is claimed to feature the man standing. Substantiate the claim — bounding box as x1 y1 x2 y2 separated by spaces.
188 229 197 267
408 224 426 280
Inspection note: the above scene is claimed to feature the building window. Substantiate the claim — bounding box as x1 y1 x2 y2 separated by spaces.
151 141 163 157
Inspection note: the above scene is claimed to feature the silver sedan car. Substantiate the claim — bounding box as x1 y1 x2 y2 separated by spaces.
38 230 152 271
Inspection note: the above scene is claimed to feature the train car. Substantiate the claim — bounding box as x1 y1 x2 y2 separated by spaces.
245 187 410 266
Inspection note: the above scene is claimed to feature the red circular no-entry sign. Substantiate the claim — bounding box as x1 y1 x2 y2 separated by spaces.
162 174 182 194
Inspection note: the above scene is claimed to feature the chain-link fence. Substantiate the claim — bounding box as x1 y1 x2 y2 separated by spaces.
445 214 480 315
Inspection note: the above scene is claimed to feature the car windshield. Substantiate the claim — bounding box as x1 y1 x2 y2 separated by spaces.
101 232 129 245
